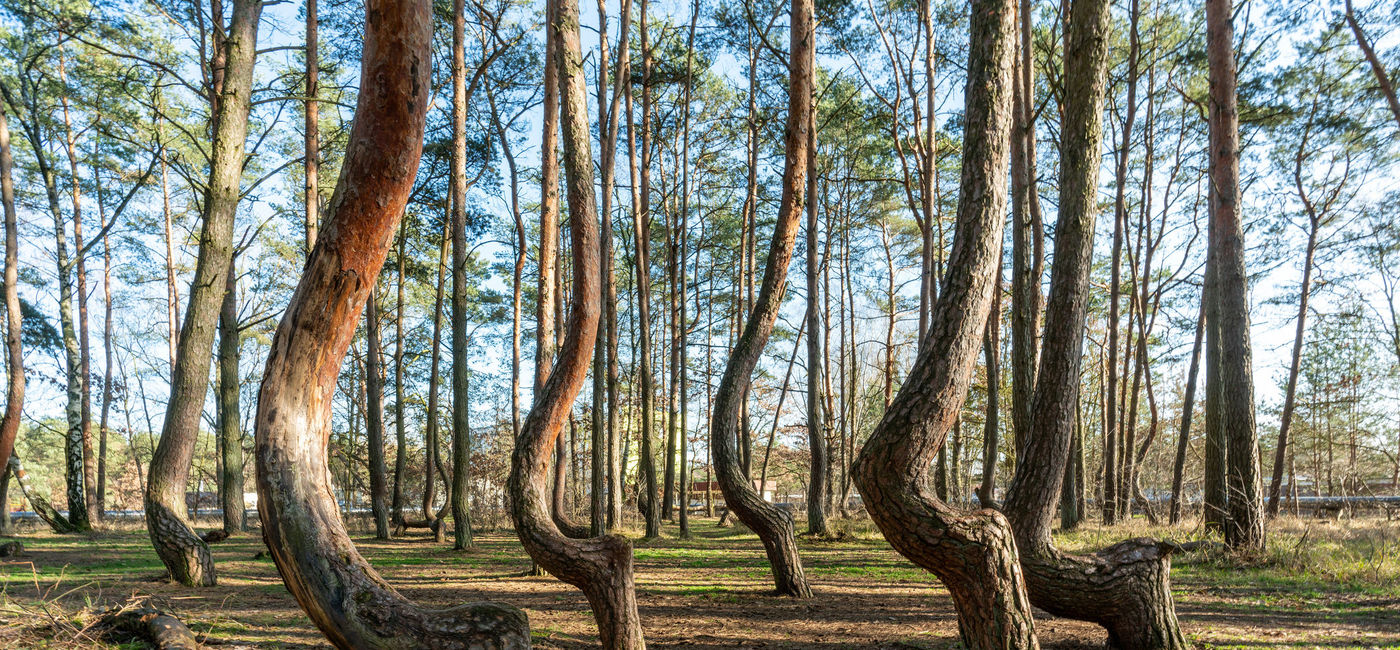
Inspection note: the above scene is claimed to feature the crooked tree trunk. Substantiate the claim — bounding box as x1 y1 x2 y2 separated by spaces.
852 0 1032 647
421 220 451 542
217 263 244 534
506 0 644 642
255 1 530 645
1207 0 1264 552
537 0 586 539
1000 1 1189 646
147 0 262 586
710 0 815 600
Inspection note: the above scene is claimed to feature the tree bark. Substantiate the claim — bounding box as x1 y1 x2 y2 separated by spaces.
999 0 1190 645
631 0 661 540
1170 303 1205 525
1207 0 1264 552
0 106 21 487
507 0 645 641
255 1 530 644
365 291 390 539
977 260 1001 508
804 47 828 537
1103 0 1142 526
147 0 263 586
305 0 320 249
710 0 816 600
1009 0 1044 456
392 223 408 528
58 55 100 526
1344 0 1400 130
1267 148 1322 516
537 0 585 539
450 0 474 551
217 262 244 534
852 0 1032 646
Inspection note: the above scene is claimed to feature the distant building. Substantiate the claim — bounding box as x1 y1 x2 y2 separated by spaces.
690 479 778 502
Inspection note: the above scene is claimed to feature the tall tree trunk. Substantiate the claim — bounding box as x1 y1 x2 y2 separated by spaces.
0 106 22 494
255 1 529 643
711 0 816 599
449 0 474 551
537 0 583 537
217 262 244 534
1268 174 1321 516
58 56 100 525
631 0 661 540
977 259 1001 507
999 0 1189 645
1009 0 1044 456
677 0 697 539
804 62 828 537
854 0 1032 646
1103 0 1142 526
1344 0 1400 130
304 0 320 249
1207 0 1264 552
147 0 263 586
20 80 88 531
160 148 180 370
423 220 451 541
391 223 408 529
1202 223 1227 531
365 292 390 539
1170 303 1205 525
507 0 645 640
98 230 113 518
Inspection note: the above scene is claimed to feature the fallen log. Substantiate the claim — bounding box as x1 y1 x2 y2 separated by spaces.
97 606 202 650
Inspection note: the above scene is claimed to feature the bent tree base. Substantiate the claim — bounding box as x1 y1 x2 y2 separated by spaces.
856 462 1038 649
1021 539 1188 650
145 500 214 587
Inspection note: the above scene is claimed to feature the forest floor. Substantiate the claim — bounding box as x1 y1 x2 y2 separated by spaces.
0 514 1396 648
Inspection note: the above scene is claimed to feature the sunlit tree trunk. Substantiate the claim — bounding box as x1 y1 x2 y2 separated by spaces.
147 0 263 586
58 54 100 525
364 291 390 540
1344 0 1400 129
304 0 319 249
1207 0 1264 551
217 262 244 534
507 0 645 640
1170 304 1205 525
631 0 661 539
852 0 1031 646
0 106 23 496
710 0 815 598
449 0 474 551
255 1 530 644
999 0 1190 644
